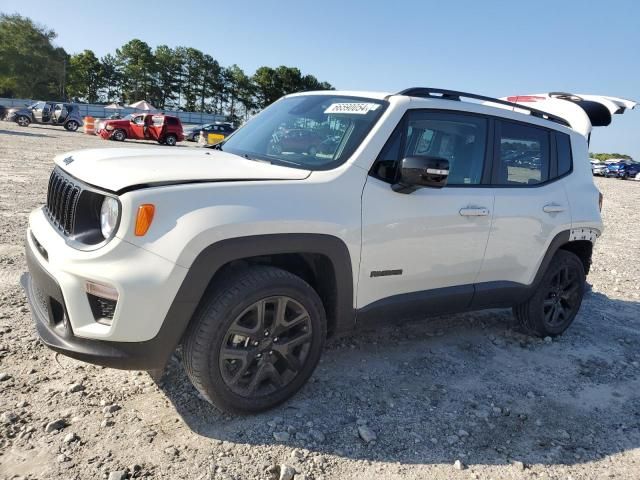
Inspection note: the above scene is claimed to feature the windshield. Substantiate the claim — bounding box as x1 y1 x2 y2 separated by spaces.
221 95 388 170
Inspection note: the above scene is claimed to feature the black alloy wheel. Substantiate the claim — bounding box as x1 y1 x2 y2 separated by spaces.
219 296 313 397
542 264 581 331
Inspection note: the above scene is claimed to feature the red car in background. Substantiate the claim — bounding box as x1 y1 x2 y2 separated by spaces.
272 128 324 156
98 113 184 146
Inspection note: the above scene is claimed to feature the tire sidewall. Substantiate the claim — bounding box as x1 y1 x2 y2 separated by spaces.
528 250 585 336
165 134 177 146
192 270 326 413
112 129 125 141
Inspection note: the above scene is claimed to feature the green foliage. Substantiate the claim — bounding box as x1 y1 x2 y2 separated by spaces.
67 50 102 103
0 13 67 99
223 64 255 123
589 153 633 162
252 66 334 109
151 45 181 109
115 39 155 104
100 53 122 103
0 14 334 121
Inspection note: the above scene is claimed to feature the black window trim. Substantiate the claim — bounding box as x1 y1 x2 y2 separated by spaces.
370 108 574 189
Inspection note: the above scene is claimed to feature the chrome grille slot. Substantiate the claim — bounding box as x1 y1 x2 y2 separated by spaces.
44 169 83 236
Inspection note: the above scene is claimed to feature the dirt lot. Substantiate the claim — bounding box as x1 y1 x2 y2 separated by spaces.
0 122 639 480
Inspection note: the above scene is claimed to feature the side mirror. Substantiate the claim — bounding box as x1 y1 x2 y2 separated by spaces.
392 156 450 194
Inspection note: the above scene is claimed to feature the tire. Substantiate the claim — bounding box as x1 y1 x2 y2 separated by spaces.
164 134 177 146
513 250 585 337
65 120 79 132
183 266 326 413
112 129 126 141
17 115 30 127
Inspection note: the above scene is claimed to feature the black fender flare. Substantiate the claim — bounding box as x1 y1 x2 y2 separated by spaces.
148 234 356 368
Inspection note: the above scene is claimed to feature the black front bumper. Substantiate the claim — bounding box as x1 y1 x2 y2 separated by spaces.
22 237 174 370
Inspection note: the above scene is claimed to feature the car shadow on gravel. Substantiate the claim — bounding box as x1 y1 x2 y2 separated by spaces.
154 291 640 468
0 129 51 138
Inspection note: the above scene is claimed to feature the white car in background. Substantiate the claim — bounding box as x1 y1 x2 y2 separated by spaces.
590 160 607 176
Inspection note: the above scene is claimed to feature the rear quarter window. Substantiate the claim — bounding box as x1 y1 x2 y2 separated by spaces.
556 132 573 176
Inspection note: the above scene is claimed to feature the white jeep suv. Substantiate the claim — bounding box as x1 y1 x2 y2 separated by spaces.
22 88 636 413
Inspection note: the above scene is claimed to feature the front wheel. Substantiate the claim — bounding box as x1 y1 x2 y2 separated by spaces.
182 266 326 413
64 120 79 132
17 115 30 127
514 250 585 337
111 129 126 141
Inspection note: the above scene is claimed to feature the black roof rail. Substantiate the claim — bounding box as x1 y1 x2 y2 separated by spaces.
396 87 571 128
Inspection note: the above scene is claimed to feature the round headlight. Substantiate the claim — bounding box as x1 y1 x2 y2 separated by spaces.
105 125 114 131
100 197 119 239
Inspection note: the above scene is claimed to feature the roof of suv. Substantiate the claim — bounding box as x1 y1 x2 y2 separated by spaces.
287 88 636 138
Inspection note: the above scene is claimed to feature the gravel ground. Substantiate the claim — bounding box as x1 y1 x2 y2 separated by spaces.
0 121 639 480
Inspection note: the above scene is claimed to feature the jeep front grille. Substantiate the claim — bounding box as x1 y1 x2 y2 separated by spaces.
45 169 82 236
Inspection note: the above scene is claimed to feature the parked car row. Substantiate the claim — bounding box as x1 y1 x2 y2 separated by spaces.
2 102 235 148
591 159 640 180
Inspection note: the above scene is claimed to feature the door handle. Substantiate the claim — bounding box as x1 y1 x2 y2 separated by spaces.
459 207 490 217
543 203 565 213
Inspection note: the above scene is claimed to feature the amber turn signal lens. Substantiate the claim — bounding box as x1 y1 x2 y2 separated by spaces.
135 204 155 236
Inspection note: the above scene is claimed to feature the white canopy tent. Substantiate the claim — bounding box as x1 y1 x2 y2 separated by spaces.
104 103 124 110
128 100 157 111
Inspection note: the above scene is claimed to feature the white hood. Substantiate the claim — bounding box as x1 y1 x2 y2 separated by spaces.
495 93 637 138
54 148 311 192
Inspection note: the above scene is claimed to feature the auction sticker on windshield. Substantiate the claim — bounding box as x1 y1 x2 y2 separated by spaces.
324 103 380 115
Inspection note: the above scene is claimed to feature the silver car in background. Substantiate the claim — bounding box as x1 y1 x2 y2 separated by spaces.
5 101 83 131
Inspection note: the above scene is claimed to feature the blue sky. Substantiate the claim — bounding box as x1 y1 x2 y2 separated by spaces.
5 0 639 158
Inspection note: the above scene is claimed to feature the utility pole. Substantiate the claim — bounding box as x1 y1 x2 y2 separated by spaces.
61 57 66 101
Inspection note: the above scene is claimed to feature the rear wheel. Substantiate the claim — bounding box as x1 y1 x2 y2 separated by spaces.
183 266 326 413
164 134 177 146
64 120 79 132
17 115 30 127
514 250 585 337
112 129 126 141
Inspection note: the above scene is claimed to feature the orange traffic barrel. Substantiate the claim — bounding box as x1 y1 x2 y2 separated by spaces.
84 116 95 135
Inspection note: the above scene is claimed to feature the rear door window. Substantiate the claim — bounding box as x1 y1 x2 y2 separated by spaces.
495 121 550 185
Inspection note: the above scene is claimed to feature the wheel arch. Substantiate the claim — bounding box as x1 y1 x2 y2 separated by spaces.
527 230 596 298
153 234 354 365
559 239 593 275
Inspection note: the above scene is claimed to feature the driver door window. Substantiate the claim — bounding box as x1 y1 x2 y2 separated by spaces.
372 111 488 186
